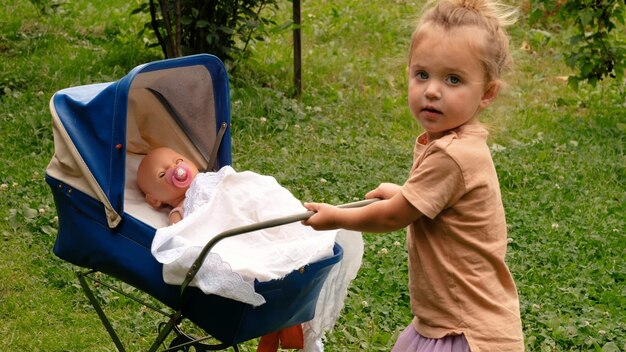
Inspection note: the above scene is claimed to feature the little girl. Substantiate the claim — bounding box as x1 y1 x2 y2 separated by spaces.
302 0 524 350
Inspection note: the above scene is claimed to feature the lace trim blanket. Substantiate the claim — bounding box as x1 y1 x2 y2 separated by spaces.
151 166 339 306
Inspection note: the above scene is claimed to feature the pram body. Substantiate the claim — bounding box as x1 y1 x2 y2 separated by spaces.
46 54 343 350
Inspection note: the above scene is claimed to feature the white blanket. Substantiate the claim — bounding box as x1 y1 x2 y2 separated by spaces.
150 167 363 350
301 229 363 351
152 167 338 305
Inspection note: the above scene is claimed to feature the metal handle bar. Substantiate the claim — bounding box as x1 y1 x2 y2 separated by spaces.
179 198 380 297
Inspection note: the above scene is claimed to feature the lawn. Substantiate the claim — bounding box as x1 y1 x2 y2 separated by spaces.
0 0 624 351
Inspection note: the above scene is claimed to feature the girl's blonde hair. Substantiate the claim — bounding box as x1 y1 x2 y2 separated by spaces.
410 0 517 82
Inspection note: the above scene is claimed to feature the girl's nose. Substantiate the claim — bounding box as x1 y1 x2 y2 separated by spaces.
424 82 441 100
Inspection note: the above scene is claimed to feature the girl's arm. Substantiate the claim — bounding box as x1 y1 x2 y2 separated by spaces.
365 182 402 200
302 190 422 233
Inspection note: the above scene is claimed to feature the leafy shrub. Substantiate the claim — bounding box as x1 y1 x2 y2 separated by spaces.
132 0 282 64
528 0 625 88
27 0 63 14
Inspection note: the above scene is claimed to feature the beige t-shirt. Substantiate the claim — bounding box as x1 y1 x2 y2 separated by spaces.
401 124 523 352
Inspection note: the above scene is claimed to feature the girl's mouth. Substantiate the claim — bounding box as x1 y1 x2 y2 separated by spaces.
421 107 442 121
422 105 441 114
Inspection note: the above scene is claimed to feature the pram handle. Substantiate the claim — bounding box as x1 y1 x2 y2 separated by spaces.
179 198 381 297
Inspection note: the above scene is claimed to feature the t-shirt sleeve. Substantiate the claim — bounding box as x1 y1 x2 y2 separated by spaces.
401 149 465 219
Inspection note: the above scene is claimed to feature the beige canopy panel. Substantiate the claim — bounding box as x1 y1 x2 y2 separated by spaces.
46 60 227 228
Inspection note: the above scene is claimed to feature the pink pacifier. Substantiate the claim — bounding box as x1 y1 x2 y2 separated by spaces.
165 162 193 188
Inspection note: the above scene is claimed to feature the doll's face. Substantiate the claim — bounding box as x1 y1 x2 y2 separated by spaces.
137 147 199 208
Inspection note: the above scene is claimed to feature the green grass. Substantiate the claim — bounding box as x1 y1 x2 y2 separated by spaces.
1 0 624 351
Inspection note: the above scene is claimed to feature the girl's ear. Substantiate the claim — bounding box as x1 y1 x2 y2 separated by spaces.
145 194 162 209
480 81 501 110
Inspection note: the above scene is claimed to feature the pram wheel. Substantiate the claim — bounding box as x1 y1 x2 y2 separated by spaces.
168 331 239 351
168 335 200 351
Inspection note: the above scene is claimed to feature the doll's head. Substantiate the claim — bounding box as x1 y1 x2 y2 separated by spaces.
137 147 199 209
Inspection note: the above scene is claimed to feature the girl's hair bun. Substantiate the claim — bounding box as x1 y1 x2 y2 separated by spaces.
453 0 518 27
412 0 518 80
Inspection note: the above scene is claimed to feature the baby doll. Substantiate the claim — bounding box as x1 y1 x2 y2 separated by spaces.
136 147 199 224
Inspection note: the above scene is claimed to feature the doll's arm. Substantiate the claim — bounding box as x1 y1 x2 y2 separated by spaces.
168 207 183 225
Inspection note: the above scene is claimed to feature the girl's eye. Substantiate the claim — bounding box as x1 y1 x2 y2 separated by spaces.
415 71 429 80
158 171 166 178
446 75 461 85
175 158 183 164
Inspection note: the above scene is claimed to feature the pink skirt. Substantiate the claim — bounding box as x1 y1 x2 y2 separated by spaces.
392 324 470 352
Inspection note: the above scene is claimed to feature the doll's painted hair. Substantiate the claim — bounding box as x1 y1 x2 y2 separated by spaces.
409 0 517 82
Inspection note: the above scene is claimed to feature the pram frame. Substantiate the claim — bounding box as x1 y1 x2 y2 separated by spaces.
77 199 377 351
76 270 238 351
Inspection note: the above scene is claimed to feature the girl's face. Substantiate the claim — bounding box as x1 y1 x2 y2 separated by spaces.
407 26 499 141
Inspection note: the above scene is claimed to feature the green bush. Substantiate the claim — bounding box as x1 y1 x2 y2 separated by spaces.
528 0 625 88
27 0 63 14
132 0 283 64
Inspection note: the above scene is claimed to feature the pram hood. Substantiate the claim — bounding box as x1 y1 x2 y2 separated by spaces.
46 54 232 228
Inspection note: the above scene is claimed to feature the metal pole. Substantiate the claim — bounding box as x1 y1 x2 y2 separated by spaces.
293 0 302 97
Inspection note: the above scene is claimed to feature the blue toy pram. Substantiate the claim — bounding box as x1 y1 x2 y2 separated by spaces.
45 54 349 351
